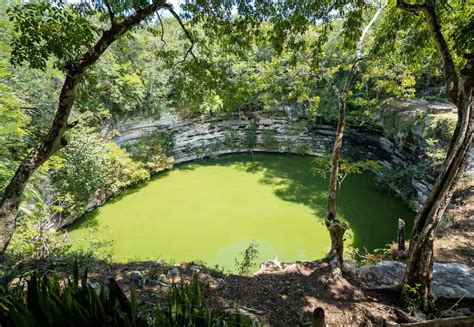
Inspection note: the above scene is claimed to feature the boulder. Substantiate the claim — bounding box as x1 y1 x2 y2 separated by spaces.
432 263 474 299
358 261 474 299
342 259 357 275
167 266 180 277
358 261 405 291
129 271 146 285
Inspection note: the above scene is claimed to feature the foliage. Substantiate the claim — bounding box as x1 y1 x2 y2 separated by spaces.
8 1 97 70
425 116 456 173
425 139 447 174
403 283 422 315
0 1 31 198
105 142 150 194
52 128 111 216
261 129 278 150
372 1 473 74
124 130 175 173
243 121 258 148
347 246 392 267
295 144 309 156
0 264 255 326
53 127 150 216
154 274 256 326
312 156 380 188
0 262 141 326
223 130 241 149
7 203 69 259
375 162 430 197
75 22 180 119
234 242 260 275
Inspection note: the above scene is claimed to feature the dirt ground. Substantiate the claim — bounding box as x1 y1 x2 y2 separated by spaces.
69 258 470 326
434 174 473 268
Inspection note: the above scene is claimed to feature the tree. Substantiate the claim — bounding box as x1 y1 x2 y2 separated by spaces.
181 0 394 269
318 0 386 268
394 0 473 311
0 0 194 253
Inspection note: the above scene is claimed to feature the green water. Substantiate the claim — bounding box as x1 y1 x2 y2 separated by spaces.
68 153 414 271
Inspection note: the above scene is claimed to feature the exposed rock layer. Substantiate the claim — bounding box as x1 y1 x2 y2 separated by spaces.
358 260 474 299
110 109 433 211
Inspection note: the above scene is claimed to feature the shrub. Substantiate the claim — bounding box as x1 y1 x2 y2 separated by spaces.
223 130 241 149
426 116 455 144
53 127 112 216
7 204 69 259
261 129 278 150
281 139 293 152
0 264 256 326
234 242 260 275
0 262 142 326
124 130 175 173
375 161 429 197
243 121 258 148
154 274 255 326
106 142 150 194
347 246 392 267
295 143 309 156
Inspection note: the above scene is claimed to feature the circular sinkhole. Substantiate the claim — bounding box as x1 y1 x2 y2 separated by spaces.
68 153 414 272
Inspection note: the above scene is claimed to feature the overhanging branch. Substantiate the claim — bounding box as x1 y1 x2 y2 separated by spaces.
165 5 197 66
157 13 167 52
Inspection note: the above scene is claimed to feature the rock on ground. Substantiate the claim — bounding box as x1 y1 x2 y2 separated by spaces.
358 261 474 299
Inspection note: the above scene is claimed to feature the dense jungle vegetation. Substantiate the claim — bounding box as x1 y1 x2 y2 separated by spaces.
0 0 472 324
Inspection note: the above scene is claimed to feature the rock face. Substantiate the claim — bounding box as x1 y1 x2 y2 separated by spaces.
107 108 434 211
358 261 405 291
358 261 474 299
60 99 470 227
432 263 474 299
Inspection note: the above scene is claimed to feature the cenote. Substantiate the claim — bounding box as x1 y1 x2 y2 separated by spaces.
68 153 414 271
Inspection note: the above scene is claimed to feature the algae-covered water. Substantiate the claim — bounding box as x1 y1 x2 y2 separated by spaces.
68 153 414 271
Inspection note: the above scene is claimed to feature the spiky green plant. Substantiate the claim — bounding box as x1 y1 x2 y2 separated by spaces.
0 261 142 326
0 264 257 326
153 274 256 326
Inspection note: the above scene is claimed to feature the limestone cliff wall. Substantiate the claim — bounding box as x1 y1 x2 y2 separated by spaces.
108 109 432 211
60 99 474 228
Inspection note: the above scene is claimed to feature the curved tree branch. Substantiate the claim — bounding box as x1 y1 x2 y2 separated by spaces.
165 4 197 67
396 0 458 104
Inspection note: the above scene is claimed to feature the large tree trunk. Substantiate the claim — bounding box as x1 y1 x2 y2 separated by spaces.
325 96 348 267
396 0 474 311
0 2 167 254
401 61 473 311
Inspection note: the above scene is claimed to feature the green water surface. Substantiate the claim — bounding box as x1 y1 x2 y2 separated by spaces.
68 153 414 271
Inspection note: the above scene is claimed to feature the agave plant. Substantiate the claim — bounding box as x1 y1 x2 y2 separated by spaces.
0 263 257 326
0 261 142 326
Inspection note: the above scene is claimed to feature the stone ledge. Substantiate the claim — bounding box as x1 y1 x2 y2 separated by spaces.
358 261 474 299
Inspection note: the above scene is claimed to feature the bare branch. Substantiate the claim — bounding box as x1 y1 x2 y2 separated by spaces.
156 13 167 52
342 57 363 95
65 120 79 131
343 0 386 95
356 0 386 59
165 5 197 66
320 63 342 98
